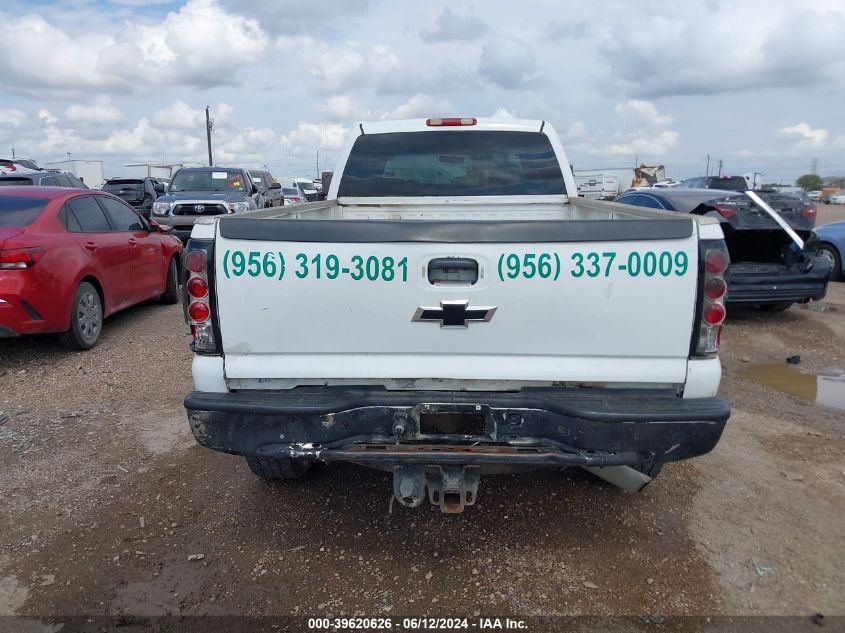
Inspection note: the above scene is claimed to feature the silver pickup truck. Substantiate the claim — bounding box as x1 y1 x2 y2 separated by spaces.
182 117 731 513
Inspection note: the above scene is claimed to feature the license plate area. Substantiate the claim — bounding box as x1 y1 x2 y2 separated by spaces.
413 404 489 437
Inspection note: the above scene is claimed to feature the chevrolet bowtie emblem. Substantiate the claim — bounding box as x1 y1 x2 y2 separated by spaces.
412 300 497 328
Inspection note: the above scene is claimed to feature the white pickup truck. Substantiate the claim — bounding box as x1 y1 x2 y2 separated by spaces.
182 117 731 513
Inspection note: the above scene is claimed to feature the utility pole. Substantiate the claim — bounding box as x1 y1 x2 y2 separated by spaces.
811 158 818 175
205 106 214 167
67 152 71 161
717 159 723 176
316 148 320 178
10 148 14 159
706 154 710 176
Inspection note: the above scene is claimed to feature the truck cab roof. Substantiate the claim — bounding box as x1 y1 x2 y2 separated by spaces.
359 118 545 134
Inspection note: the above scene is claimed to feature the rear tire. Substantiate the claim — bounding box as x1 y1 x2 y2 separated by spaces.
59 282 103 350
246 456 311 480
818 243 842 281
760 302 793 312
160 257 179 304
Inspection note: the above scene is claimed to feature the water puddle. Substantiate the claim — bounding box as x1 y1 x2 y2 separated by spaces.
743 364 845 411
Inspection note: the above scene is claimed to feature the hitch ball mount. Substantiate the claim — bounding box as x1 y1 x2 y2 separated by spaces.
393 464 481 513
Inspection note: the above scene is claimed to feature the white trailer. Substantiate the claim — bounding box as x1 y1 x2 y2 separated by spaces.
44 159 105 188
573 171 621 199
742 173 764 189
125 164 182 180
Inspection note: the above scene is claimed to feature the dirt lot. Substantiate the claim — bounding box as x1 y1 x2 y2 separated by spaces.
817 201 845 225
1 228 844 625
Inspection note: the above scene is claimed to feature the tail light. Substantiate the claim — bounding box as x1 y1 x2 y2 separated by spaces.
710 204 736 219
182 239 220 354
426 117 477 126
802 206 816 221
691 239 730 357
0 247 45 270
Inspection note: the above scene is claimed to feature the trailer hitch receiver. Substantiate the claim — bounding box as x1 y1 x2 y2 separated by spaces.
393 465 481 513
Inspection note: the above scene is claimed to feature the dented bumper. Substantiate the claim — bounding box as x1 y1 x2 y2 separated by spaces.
184 387 730 467
726 255 831 305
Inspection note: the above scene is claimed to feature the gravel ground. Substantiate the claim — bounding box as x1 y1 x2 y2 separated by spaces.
816 202 845 225
1 277 843 624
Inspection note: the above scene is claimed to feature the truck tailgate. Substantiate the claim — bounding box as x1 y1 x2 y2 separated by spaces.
213 217 700 386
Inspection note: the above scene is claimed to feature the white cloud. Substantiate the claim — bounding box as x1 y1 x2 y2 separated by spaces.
317 96 360 121
38 109 58 126
779 122 828 150
598 101 679 157
613 100 672 130
389 95 453 119
127 0 267 87
0 108 26 128
276 36 400 96
316 94 453 123
562 121 588 143
152 101 205 130
606 131 679 156
0 0 268 96
216 127 277 164
280 122 351 176
66 98 124 125
597 4 845 97
491 108 516 119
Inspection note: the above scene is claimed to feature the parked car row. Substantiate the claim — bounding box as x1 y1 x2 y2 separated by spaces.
2 157 323 246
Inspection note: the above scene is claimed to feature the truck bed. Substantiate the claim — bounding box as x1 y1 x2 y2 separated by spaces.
234 197 693 223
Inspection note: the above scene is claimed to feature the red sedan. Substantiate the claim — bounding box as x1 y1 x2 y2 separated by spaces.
1 187 182 349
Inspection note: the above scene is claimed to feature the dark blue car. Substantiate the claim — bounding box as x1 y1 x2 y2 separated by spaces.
615 188 831 310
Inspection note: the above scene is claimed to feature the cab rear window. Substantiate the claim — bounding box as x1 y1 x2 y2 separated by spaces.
338 131 566 197
708 177 747 191
0 196 49 227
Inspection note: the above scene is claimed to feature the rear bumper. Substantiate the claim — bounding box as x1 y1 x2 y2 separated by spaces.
184 387 730 468
726 255 831 305
0 285 53 336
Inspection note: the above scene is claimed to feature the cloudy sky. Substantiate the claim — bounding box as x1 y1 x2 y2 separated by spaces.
1 0 844 183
